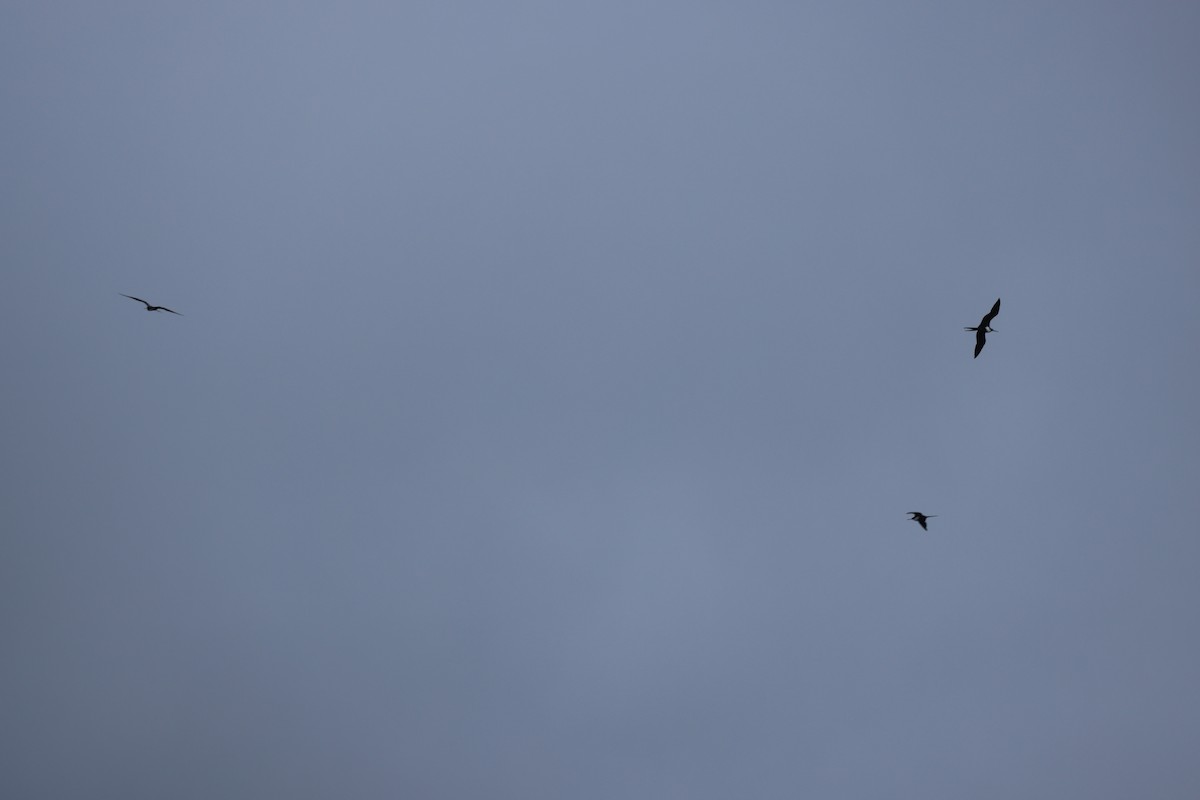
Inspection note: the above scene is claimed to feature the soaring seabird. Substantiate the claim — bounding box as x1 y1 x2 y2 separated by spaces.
907 512 937 531
964 298 1000 358
121 294 182 315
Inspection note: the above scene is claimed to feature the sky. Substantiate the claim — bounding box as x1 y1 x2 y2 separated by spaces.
3 2 1199 797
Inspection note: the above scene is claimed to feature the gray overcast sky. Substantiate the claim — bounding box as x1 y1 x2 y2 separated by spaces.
3 2 1199 797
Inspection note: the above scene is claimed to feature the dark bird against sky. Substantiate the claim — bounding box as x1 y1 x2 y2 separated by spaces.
121 294 182 315
907 512 937 531
965 298 1000 358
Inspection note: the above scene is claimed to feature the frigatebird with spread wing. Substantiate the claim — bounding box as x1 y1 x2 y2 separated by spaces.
121 294 182 315
907 512 937 531
965 298 1000 358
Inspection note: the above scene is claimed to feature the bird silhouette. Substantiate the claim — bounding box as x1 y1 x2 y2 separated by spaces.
121 294 182 315
964 298 1000 358
907 512 937 531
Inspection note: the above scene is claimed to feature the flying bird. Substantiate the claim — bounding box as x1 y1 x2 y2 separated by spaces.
907 512 937 531
964 297 1000 358
121 294 182 315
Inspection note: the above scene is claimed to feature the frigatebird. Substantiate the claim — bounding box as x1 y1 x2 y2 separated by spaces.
965 298 1000 358
121 294 182 315
907 512 937 531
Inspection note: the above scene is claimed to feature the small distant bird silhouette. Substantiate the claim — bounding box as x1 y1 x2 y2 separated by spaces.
121 294 182 315
964 298 1000 358
907 512 937 531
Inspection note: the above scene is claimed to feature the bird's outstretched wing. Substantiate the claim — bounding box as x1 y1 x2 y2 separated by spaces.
973 328 987 358
917 518 928 530
981 298 1001 327
120 294 150 307
159 306 183 315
